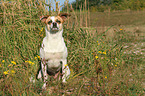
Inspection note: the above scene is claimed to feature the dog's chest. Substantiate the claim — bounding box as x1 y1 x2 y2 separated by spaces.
40 37 67 60
43 37 66 52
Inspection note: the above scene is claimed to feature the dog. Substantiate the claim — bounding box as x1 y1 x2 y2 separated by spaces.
37 13 71 89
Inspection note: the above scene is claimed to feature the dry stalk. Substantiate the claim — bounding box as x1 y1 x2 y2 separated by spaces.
70 5 78 27
85 0 87 27
79 3 82 27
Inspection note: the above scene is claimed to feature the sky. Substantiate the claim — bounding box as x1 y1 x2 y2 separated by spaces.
45 0 75 11
59 0 75 5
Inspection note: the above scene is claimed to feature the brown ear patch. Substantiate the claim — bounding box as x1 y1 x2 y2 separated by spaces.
58 13 71 21
55 16 64 23
40 15 49 23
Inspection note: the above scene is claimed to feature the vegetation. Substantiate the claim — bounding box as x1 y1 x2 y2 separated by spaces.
64 0 145 12
0 0 145 95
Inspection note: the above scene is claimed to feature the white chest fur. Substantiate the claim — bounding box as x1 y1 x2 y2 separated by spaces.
42 36 66 53
40 29 67 70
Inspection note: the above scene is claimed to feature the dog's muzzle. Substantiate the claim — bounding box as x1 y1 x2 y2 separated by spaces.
53 22 57 28
51 22 59 32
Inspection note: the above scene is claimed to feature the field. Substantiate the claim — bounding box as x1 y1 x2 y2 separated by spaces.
0 0 145 95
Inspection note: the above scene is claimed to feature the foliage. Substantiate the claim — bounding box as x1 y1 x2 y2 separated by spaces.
68 0 145 12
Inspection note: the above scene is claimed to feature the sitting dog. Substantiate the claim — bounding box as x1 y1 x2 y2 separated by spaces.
37 13 71 89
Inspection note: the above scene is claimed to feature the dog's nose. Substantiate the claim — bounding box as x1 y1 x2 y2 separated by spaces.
52 22 57 28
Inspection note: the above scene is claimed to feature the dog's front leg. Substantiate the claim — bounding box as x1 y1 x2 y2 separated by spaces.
37 70 42 81
62 59 70 83
41 60 48 89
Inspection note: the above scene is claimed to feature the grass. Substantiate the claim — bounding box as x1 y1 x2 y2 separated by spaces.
0 0 145 95
89 10 145 27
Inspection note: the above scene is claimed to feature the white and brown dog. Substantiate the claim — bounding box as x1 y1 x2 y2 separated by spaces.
37 13 71 89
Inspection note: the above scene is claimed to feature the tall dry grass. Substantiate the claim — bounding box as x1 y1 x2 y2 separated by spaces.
0 0 145 95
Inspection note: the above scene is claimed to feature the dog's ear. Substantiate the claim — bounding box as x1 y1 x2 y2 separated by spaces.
58 13 71 21
40 15 49 23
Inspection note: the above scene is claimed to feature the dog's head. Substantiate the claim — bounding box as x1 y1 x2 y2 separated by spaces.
40 13 70 33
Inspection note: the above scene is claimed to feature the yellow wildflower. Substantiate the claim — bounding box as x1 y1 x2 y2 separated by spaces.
115 65 117 67
25 60 34 65
25 61 28 63
25 60 29 63
37 56 40 59
98 43 100 45
28 61 32 64
4 70 9 75
35 55 40 60
11 70 15 74
40 28 43 31
11 61 16 65
35 57 37 59
0 64 2 67
8 64 13 67
98 51 102 53
91 52 94 55
105 76 107 79
64 64 68 67
103 52 106 55
36 55 40 59
95 56 98 59
31 62 35 65
97 41 98 42
2 60 5 63
120 29 123 31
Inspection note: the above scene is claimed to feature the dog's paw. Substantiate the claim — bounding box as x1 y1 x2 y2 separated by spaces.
37 70 43 81
42 83 47 90
62 78 67 83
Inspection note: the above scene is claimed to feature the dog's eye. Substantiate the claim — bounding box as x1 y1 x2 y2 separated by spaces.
56 20 61 23
48 20 52 24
